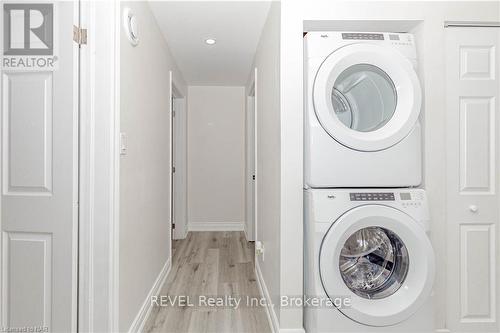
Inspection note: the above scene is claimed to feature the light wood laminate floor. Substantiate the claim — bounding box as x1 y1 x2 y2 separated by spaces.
144 232 271 333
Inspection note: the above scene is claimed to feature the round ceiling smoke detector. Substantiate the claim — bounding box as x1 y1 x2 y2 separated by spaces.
123 8 139 46
205 38 216 45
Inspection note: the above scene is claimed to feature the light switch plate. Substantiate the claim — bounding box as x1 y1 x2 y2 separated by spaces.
120 132 128 155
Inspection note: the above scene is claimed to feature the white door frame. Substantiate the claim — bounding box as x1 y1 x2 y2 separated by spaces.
79 4 191 331
78 1 120 331
169 73 188 241
245 71 258 242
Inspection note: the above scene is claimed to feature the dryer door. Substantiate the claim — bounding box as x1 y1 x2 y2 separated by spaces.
313 43 421 151
319 205 435 326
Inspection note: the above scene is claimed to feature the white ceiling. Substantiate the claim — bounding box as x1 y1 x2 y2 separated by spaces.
149 1 272 86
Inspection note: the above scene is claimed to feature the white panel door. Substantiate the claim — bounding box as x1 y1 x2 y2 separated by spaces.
446 27 500 332
0 2 78 332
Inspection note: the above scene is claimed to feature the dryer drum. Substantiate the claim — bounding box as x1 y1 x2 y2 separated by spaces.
330 64 398 133
331 88 354 128
339 227 409 300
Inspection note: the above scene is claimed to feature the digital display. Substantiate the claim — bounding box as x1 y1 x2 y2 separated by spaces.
400 193 412 200
350 192 395 201
389 34 400 41
342 33 384 40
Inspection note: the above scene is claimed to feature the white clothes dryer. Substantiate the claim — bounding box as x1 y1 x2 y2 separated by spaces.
305 32 423 188
304 188 435 332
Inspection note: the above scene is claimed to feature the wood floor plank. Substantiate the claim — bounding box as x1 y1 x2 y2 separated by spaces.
144 231 270 333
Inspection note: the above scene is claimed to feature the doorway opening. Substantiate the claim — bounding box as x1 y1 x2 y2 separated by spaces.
170 77 188 241
245 74 257 242
117 1 276 332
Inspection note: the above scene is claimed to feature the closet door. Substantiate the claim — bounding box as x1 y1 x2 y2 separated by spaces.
446 26 500 332
0 2 79 331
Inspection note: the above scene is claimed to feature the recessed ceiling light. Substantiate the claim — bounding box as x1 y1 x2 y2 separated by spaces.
205 38 216 45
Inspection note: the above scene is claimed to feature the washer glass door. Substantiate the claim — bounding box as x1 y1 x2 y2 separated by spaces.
313 43 421 151
339 226 409 299
319 205 435 326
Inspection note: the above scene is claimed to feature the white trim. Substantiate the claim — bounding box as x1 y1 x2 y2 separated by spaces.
78 0 120 332
78 1 93 330
243 222 249 241
245 68 258 243
168 71 173 269
188 221 245 232
280 329 306 333
110 2 121 330
128 259 171 333
71 2 80 331
253 68 258 246
255 261 279 333
444 21 500 28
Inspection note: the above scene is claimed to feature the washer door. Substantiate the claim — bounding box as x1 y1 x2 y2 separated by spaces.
313 43 421 151
319 205 435 326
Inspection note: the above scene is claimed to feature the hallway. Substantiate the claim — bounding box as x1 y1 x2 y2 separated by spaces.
144 232 271 333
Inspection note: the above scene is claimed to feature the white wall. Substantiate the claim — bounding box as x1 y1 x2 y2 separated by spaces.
119 2 186 330
247 0 282 325
280 1 500 331
187 86 246 229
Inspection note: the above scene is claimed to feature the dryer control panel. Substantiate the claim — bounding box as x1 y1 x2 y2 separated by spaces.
349 192 395 201
305 31 417 64
341 33 384 40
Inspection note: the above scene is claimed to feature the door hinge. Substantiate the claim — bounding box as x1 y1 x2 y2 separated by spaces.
73 25 87 45
172 166 176 173
172 223 176 229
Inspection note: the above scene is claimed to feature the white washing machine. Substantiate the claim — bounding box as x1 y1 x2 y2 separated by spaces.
305 32 423 188
304 188 435 332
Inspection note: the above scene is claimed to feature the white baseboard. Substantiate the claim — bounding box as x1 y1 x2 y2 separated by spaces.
173 225 188 240
188 221 245 231
255 260 280 333
128 258 171 333
243 224 249 240
243 222 255 242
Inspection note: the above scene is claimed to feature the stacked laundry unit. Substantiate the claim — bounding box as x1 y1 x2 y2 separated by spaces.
303 32 435 332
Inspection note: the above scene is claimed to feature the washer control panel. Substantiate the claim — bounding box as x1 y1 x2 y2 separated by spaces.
314 189 429 228
350 192 395 201
348 191 424 208
399 191 424 208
